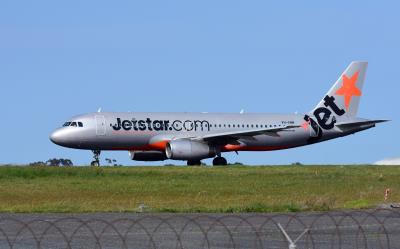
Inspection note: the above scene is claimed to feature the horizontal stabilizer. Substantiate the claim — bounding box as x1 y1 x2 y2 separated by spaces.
336 120 389 131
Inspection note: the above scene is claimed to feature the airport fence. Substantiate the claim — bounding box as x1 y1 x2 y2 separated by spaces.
0 208 399 248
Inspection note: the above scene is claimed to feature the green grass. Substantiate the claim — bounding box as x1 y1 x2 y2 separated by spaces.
0 165 398 213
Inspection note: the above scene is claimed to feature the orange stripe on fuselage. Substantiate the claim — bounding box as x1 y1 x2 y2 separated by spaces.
111 141 291 152
222 144 291 152
111 140 169 151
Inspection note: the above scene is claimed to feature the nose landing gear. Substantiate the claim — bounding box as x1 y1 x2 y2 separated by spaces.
91 150 101 166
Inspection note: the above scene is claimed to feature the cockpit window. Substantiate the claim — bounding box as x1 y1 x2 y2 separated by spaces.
63 121 83 127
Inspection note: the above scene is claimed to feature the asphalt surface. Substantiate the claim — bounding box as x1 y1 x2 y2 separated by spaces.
0 209 399 248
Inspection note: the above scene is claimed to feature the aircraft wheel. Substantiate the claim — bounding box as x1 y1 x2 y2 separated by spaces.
91 150 101 167
213 157 227 166
91 161 100 167
187 160 202 166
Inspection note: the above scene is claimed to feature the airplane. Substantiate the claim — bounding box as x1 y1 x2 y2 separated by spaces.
50 61 387 166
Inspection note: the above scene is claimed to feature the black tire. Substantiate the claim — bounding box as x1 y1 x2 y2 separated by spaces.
91 161 100 167
187 160 202 166
213 157 227 166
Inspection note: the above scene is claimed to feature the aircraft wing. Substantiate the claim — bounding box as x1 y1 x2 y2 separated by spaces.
335 120 389 131
193 125 300 143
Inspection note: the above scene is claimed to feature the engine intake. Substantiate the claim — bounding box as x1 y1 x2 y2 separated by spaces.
129 151 167 161
165 139 216 160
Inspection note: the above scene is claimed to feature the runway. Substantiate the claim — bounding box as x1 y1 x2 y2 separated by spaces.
0 209 398 248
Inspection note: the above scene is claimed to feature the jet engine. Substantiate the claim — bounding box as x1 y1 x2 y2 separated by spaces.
165 139 216 160
129 151 167 161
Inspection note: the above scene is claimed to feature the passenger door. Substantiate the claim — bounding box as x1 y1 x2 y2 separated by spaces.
95 115 106 136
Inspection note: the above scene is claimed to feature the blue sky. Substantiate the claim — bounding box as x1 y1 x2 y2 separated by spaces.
0 1 398 165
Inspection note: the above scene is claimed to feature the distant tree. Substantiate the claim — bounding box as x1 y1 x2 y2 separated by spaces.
29 161 46 166
46 158 61 166
46 158 73 166
105 158 118 166
60 159 73 166
233 162 243 165
291 162 302 166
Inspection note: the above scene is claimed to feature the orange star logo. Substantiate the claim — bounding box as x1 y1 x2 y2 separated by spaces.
335 71 362 111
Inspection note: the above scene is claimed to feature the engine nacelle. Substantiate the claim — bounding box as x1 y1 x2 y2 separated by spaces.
129 151 167 161
165 139 216 160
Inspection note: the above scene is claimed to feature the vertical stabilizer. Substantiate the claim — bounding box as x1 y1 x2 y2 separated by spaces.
312 61 368 118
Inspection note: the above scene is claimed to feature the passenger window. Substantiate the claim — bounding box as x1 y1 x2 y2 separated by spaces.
78 122 83 127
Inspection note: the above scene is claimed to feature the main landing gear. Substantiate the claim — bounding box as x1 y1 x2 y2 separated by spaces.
187 160 202 166
91 150 101 166
186 157 228 166
212 156 227 166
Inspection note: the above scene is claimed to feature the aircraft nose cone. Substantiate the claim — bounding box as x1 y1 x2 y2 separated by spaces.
50 129 66 145
50 128 83 148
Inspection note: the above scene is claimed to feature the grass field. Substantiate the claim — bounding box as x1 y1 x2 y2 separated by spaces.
0 165 398 213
